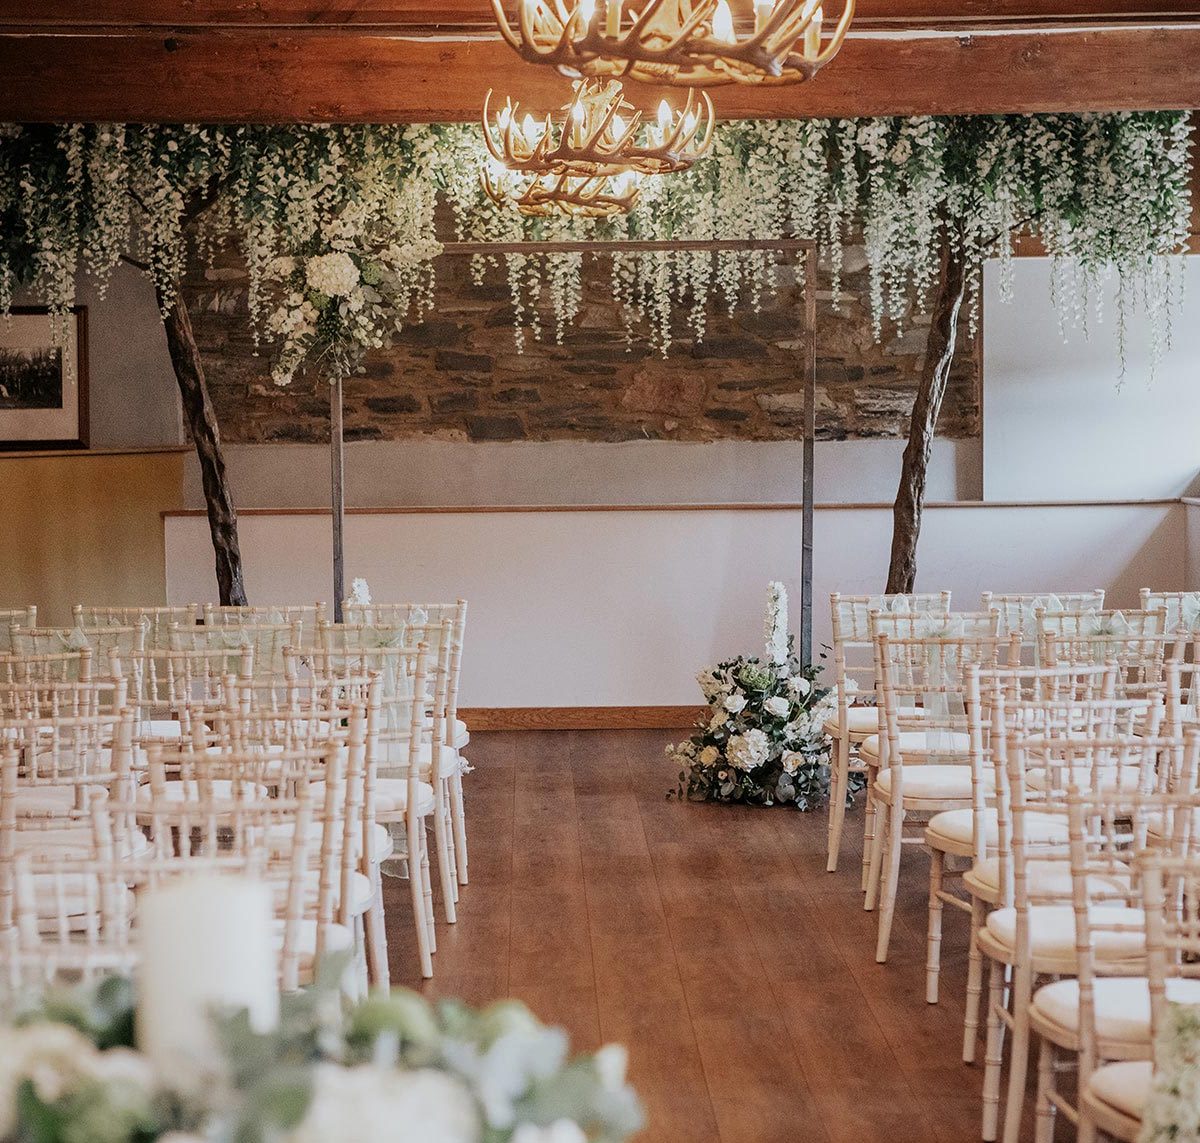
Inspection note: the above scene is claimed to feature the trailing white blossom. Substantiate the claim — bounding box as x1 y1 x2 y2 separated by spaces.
0 114 1190 382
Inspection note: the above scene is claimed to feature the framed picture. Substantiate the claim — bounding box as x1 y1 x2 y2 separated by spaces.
0 306 88 450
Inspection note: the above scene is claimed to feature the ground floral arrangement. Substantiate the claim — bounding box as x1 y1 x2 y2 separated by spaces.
0 112 1191 385
669 583 843 811
0 963 642 1143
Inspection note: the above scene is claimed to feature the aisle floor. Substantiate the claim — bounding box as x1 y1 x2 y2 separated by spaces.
387 729 1067 1143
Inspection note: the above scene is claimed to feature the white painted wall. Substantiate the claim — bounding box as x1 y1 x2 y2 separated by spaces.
165 501 1184 708
983 257 1200 501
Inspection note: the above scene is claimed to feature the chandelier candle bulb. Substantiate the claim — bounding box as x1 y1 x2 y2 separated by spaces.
711 0 736 42
755 0 774 34
136 876 279 1081
804 5 823 59
605 0 622 36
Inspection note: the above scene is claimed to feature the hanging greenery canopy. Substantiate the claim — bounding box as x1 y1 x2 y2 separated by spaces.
0 113 1190 384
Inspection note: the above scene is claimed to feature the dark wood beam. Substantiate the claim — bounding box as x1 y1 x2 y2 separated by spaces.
0 26 1197 122
2 1 1199 24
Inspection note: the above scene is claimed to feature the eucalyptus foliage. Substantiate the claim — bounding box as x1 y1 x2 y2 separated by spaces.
3 964 643 1143
0 113 1189 382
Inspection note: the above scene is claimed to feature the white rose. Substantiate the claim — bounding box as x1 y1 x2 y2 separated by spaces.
697 745 720 766
781 750 805 775
763 696 791 719
594 1044 627 1091
723 694 748 715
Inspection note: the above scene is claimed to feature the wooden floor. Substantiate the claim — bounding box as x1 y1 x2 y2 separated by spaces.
386 730 1067 1143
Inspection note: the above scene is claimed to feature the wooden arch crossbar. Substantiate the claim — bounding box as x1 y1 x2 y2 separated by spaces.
327 236 819 665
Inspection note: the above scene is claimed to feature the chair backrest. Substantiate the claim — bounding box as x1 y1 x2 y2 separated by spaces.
980 590 1105 638
0 649 93 685
0 673 126 723
10 624 146 665
0 606 36 654
1068 782 1200 1086
172 621 300 677
203 604 326 647
126 644 254 722
75 604 199 652
1140 847 1200 1047
1037 608 1172 698
1140 590 1200 636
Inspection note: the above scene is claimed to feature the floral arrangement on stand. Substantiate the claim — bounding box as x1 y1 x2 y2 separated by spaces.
668 583 838 811
0 963 642 1143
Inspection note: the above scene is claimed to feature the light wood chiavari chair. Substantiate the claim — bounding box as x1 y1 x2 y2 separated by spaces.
74 603 199 652
823 590 952 881
0 605 35 654
171 620 300 676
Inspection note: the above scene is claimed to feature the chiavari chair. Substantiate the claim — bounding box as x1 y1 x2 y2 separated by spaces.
0 648 92 686
977 730 1165 1143
74 603 200 652
0 605 35 654
202 604 326 654
1076 849 1200 1142
980 590 1106 642
926 661 1118 1015
10 623 146 669
822 590 953 882
1024 783 1200 1143
171 620 300 677
864 619 1015 964
315 620 462 915
139 739 348 992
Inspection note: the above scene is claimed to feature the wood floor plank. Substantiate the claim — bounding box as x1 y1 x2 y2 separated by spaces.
388 728 1073 1141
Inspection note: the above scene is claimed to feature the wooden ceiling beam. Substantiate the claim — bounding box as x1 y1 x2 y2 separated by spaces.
2 1 1199 24
0 26 1197 122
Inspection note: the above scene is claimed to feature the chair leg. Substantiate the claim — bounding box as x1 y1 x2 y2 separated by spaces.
861 764 878 892
1034 1036 1056 1143
432 785 457 925
419 817 437 956
963 896 986 1064
1077 1100 1098 1143
826 733 850 873
364 860 391 992
450 770 469 887
1001 964 1034 1143
982 957 1008 1142
874 804 905 963
926 845 946 1003
863 792 887 912
409 829 433 980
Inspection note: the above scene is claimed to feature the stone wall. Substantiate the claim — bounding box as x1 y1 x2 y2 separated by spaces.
184 248 979 445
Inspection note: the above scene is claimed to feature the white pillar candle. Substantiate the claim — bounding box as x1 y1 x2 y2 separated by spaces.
136 875 279 1078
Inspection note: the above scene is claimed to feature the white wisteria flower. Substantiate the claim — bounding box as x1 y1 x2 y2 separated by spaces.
349 577 372 606
765 581 790 665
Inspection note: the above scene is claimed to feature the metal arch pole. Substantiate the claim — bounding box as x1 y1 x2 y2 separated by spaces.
330 375 346 623
801 244 817 670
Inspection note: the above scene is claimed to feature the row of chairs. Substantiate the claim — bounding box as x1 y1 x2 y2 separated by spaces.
0 598 470 992
822 588 1200 1141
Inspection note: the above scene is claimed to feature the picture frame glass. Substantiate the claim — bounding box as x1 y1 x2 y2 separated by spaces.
0 309 85 448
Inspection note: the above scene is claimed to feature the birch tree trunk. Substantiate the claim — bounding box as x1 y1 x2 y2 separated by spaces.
156 282 248 606
886 236 969 593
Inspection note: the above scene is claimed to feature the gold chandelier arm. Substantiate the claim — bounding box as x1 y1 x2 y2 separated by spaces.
491 0 524 51
816 0 856 64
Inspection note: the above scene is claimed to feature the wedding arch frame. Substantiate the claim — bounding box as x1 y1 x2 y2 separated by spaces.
327 236 819 665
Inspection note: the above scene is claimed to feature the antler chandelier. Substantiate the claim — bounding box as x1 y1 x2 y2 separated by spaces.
481 77 714 216
491 0 855 87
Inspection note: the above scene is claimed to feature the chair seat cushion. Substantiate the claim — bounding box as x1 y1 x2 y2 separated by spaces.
985 904 1144 962
859 731 970 763
926 807 1068 849
822 708 880 737
1033 976 1200 1044
379 739 464 780
874 763 984 802
312 778 435 818
424 715 469 750
138 720 184 740
281 919 354 967
303 870 372 916
1086 1060 1152 1121
966 858 1129 903
10 784 108 816
1027 766 1147 794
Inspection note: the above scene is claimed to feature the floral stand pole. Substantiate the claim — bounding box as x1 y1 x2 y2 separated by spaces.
330 375 346 623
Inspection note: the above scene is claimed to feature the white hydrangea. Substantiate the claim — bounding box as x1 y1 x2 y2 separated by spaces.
305 251 361 298
287 1066 480 1143
727 729 770 772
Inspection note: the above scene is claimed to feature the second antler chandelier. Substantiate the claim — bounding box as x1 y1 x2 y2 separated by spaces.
492 0 855 87
482 77 714 216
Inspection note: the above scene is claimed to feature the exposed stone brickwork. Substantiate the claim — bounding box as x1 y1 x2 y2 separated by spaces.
183 247 979 445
